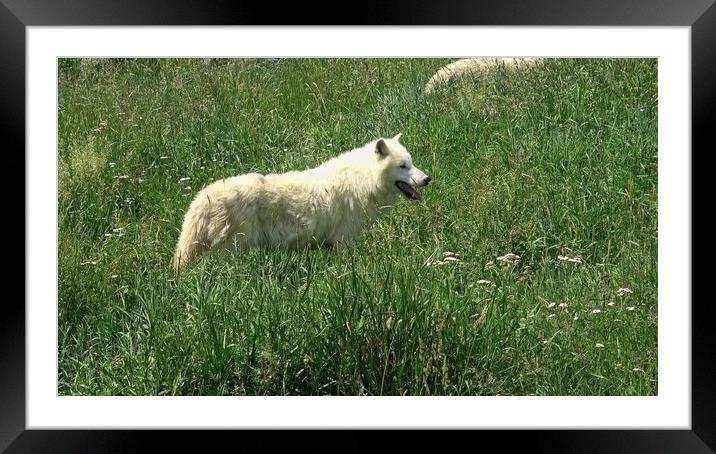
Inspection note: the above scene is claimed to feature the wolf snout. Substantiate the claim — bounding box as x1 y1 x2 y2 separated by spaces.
413 176 431 188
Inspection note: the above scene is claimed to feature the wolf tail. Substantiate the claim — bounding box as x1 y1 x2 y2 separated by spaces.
173 191 236 271
173 200 210 271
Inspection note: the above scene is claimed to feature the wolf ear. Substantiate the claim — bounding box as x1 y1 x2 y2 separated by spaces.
392 133 403 142
375 139 389 158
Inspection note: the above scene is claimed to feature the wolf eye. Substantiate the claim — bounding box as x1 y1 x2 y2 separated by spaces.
399 164 408 169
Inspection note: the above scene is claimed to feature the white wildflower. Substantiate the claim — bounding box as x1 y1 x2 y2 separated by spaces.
476 279 492 285
547 314 556 319
109 162 116 168
111 275 118 279
617 288 633 296
497 253 520 263
80 260 97 266
547 302 556 309
114 175 130 179
558 303 568 308
632 367 643 372
573 315 579 321
558 255 583 264
626 306 636 311
425 252 460 266
159 156 169 160
592 309 602 314
596 343 605 348
607 301 615 306
179 177 191 182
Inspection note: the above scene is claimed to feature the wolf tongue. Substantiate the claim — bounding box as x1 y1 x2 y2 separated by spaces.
397 181 421 200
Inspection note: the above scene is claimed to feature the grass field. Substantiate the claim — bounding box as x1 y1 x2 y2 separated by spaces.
58 58 657 396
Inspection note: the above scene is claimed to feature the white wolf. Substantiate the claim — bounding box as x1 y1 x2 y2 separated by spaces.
423 58 541 94
173 134 431 270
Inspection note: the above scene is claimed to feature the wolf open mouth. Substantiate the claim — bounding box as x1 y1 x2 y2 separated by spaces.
395 181 422 201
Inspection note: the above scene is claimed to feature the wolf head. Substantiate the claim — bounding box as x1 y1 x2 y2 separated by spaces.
375 133 431 201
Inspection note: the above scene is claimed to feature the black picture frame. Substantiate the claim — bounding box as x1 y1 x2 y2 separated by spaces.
4 0 711 452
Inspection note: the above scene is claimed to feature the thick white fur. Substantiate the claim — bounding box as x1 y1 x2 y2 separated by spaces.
423 58 541 94
173 134 429 270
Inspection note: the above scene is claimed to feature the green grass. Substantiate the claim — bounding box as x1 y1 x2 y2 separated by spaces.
58 57 657 396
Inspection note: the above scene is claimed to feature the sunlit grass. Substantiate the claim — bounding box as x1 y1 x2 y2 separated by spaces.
58 58 657 395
